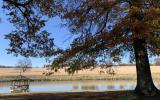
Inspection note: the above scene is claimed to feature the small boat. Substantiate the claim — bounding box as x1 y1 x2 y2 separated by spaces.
10 75 30 93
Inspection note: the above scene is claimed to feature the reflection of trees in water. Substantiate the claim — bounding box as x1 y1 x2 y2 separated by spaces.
106 83 137 90
116 84 136 90
107 85 114 90
119 85 125 90
72 85 79 90
11 88 29 93
81 85 98 90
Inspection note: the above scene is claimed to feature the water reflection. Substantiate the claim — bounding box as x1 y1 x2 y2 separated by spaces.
119 85 124 89
107 85 114 90
0 80 137 93
10 88 29 93
81 85 98 90
72 85 79 90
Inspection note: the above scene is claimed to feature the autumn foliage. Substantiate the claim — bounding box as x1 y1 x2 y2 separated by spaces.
1 0 160 96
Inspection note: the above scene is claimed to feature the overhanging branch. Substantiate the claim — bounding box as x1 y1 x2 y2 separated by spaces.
52 16 130 66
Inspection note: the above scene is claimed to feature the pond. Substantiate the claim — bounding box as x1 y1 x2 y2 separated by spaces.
0 80 138 94
1 80 160 94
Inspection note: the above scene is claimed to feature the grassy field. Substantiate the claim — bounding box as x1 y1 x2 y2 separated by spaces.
0 66 160 81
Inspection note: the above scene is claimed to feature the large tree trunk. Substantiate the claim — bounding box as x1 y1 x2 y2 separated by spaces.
133 38 159 96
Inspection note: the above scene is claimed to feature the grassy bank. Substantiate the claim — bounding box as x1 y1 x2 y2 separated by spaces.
0 91 160 100
1 73 160 82
0 66 159 82
0 74 137 82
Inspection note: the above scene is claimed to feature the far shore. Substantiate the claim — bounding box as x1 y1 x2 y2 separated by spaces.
0 66 159 82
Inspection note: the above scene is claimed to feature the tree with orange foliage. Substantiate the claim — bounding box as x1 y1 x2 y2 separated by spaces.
2 0 160 96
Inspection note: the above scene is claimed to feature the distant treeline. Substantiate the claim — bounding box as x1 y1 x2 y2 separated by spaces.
0 65 41 68
118 64 135 66
0 65 14 68
0 64 159 68
118 64 159 66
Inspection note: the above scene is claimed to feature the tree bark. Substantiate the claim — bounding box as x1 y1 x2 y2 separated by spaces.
133 38 160 96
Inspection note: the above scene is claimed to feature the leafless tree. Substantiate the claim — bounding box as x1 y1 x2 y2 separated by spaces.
15 58 32 75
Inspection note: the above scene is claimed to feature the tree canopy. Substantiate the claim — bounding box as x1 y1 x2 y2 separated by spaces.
2 0 160 74
53 0 160 73
2 0 160 96
3 0 62 57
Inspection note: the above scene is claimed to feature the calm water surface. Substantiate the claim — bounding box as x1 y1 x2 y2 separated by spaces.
0 80 138 93
5 80 160 94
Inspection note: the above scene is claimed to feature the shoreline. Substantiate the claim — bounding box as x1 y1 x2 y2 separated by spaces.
0 90 133 100
0 73 160 82
0 90 160 100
